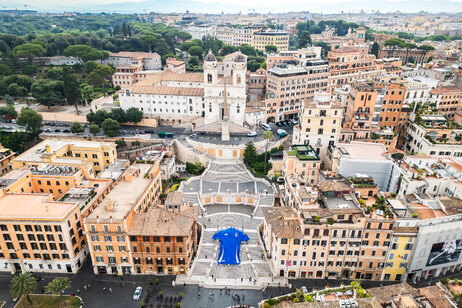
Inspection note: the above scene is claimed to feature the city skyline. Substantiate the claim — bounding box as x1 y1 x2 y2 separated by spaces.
2 0 462 14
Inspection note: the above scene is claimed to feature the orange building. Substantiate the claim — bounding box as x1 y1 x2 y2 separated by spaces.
128 195 198 275
341 82 377 141
0 144 14 177
327 47 381 89
0 166 111 274
84 161 163 275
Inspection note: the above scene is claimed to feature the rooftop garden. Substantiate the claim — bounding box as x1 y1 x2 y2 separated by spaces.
263 281 369 307
287 144 320 161
362 195 394 218
348 177 377 188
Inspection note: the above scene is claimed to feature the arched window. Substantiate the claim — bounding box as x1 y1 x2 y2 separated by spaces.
207 74 212 83
237 75 241 84
125 89 130 96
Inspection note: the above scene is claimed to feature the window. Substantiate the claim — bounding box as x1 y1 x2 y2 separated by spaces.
281 238 288 244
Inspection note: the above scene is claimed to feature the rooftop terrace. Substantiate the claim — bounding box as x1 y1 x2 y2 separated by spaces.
286 144 320 161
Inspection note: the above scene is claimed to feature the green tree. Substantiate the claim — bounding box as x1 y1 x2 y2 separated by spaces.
0 64 12 76
22 65 38 76
125 107 143 125
220 45 237 56
262 130 274 174
17 107 43 135
188 46 204 59
110 108 126 123
84 61 99 74
265 45 277 53
70 122 84 134
180 42 195 52
9 273 37 304
88 65 115 96
384 38 405 57
11 43 45 62
243 141 257 166
80 84 94 105
6 83 27 97
31 79 64 109
140 35 158 52
63 67 81 115
89 124 100 136
64 45 108 63
4 94 14 105
45 277 71 295
298 31 312 49
370 42 379 58
102 118 120 137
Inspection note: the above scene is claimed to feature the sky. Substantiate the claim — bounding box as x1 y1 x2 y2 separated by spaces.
2 0 462 14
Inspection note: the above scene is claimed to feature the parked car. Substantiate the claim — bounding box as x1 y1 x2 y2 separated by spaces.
260 123 272 131
54 129 61 133
301 286 308 294
283 120 292 126
11 119 16 124
189 133 198 139
35 103 40 106
133 286 143 300
276 122 283 127
14 101 19 105
291 119 299 125
277 129 286 135
44 128 52 133
62 129 70 133
247 131 257 137
145 129 154 134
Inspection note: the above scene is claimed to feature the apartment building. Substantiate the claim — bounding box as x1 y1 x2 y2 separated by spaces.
341 82 377 141
0 164 112 274
216 25 234 45
328 47 382 89
216 25 261 47
103 51 162 71
292 93 343 167
252 31 290 52
112 67 161 87
265 59 329 122
0 144 14 177
378 46 433 65
128 201 198 275
429 86 462 120
405 115 462 158
382 223 417 282
282 145 321 186
262 206 302 278
377 82 410 148
84 161 162 275
12 139 118 176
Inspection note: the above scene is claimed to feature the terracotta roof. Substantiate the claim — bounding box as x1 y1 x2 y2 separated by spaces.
167 59 185 66
262 207 301 238
329 47 361 54
393 226 418 234
165 191 184 206
135 71 203 86
130 85 204 96
419 285 454 308
430 86 462 95
128 206 197 236
109 51 160 59
318 180 351 192
439 196 462 216
367 283 419 304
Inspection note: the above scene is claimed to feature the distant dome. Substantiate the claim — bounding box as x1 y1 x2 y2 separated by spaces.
234 53 245 62
204 50 216 62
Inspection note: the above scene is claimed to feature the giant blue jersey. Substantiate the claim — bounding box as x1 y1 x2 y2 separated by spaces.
212 228 249 265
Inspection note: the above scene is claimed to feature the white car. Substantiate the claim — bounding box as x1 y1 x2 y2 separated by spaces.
277 129 286 135
301 286 308 294
247 131 257 137
133 286 143 300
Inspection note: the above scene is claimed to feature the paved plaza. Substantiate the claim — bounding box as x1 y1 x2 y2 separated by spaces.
178 159 283 289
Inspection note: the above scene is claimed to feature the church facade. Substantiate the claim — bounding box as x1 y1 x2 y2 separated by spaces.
118 51 248 127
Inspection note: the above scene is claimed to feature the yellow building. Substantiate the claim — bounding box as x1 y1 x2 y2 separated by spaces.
252 31 289 52
382 226 417 282
12 139 118 177
0 144 14 177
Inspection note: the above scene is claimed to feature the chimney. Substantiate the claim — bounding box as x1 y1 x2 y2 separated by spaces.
45 144 51 153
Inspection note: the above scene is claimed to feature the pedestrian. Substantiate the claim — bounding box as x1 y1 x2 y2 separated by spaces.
211 274 214 279
214 278 216 282
77 289 80 294
41 288 44 294
88 283 91 289
84 285 87 291
209 292 212 298
198 292 201 297
243 294 245 301
249 277 252 282
205 254 207 259
103 287 106 292
220 289 222 295
109 288 112 293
